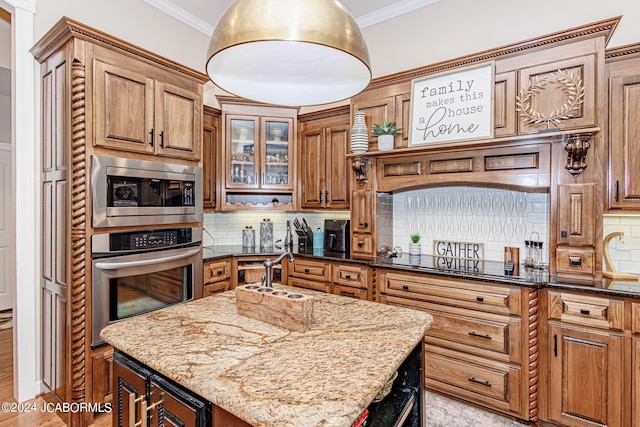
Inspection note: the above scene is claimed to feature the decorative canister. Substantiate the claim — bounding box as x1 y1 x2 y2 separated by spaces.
260 218 273 249
350 110 369 154
242 226 255 248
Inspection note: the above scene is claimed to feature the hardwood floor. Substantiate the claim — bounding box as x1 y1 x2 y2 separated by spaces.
0 328 111 427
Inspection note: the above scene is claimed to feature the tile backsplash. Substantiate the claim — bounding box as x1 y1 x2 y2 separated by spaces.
391 187 550 264
603 215 640 275
204 211 350 248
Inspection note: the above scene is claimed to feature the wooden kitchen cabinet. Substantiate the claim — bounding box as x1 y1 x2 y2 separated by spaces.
378 270 532 420
91 346 113 407
219 98 297 210
93 45 203 161
113 352 209 427
203 258 232 296
607 46 640 210
351 190 372 234
547 324 624 427
299 108 350 209
203 107 220 209
288 259 371 300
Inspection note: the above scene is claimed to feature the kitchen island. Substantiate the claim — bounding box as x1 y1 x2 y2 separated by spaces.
101 285 433 427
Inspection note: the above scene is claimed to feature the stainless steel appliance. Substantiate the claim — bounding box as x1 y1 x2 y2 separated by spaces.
91 227 202 346
91 155 203 228
324 220 350 253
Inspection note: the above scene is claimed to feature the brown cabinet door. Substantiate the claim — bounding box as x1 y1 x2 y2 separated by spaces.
633 338 640 425
300 128 325 208
325 125 350 209
112 354 150 427
149 376 208 427
92 347 114 406
352 190 372 233
155 80 202 160
94 55 155 155
548 324 624 427
609 65 640 209
202 113 218 209
557 184 595 247
494 71 517 137
352 96 394 152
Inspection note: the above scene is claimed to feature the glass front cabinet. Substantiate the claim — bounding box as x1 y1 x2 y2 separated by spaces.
220 99 297 210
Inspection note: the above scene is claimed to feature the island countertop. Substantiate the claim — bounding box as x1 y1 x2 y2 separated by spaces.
100 286 433 427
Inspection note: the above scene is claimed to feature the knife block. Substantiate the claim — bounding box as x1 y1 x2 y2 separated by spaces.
295 229 313 247
235 285 314 332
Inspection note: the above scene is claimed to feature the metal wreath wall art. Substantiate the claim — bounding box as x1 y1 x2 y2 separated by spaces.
516 69 586 129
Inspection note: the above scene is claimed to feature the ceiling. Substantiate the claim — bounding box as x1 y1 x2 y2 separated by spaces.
144 0 439 35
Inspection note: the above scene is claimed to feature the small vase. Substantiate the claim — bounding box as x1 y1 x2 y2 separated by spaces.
409 243 421 256
378 134 395 151
350 111 369 154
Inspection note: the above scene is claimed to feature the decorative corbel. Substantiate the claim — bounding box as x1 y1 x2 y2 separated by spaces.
351 156 369 184
563 133 592 176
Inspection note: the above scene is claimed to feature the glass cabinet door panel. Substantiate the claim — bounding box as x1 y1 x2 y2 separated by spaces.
228 117 258 188
263 118 293 189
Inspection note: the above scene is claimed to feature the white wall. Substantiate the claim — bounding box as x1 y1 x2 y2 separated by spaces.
363 0 640 78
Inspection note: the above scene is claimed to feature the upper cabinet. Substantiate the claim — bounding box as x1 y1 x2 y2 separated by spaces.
299 107 350 210
92 45 203 161
606 45 640 210
219 98 297 210
203 106 220 210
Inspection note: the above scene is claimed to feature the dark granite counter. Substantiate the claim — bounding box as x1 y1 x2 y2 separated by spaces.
203 245 369 265
203 246 640 299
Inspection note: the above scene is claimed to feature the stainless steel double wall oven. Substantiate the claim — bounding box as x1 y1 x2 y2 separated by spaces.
91 155 203 346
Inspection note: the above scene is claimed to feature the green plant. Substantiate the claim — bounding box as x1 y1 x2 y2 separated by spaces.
410 233 420 243
371 118 403 136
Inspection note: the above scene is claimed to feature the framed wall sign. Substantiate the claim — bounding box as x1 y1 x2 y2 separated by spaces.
409 62 495 146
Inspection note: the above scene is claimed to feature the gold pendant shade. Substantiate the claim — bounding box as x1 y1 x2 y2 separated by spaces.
206 0 372 106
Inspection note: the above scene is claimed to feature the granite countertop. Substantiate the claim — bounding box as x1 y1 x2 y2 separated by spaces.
203 245 369 264
101 286 433 427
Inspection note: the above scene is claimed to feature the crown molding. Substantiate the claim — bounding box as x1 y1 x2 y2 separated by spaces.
356 0 440 28
144 0 213 36
146 0 439 36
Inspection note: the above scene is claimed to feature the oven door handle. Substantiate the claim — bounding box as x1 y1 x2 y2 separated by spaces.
94 247 201 270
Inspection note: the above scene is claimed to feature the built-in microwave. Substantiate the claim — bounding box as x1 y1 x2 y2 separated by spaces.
91 155 203 228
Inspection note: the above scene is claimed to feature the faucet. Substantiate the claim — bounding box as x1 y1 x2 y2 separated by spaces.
262 251 294 288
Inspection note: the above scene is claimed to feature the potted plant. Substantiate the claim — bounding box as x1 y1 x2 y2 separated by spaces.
372 118 402 151
409 233 421 256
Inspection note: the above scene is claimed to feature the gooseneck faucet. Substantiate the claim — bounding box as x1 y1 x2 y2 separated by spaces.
262 251 295 288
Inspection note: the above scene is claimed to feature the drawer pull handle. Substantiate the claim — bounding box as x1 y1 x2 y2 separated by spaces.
569 256 582 266
345 274 351 279
476 296 484 302
402 285 409 290
340 291 356 297
580 308 590 315
304 268 310 273
469 331 492 340
357 241 364 247
217 270 224 275
468 377 492 387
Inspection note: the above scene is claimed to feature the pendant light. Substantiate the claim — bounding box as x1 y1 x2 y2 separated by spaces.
206 0 372 106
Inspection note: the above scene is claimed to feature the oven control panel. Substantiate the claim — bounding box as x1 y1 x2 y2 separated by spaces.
91 227 202 258
131 230 178 249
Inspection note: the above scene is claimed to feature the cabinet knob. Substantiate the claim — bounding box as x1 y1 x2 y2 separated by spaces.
569 256 582 266
304 268 310 273
357 241 364 247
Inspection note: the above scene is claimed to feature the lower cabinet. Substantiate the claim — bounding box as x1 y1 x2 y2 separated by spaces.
113 352 209 427
288 258 371 300
203 258 232 296
92 346 114 407
547 324 624 427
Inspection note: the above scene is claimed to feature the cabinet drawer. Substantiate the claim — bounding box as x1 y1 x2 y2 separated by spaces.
426 351 510 404
332 264 368 289
379 271 520 316
204 259 232 284
556 249 595 275
290 259 331 281
203 281 231 297
332 284 368 301
351 234 373 255
383 294 520 364
548 290 624 330
288 277 331 293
